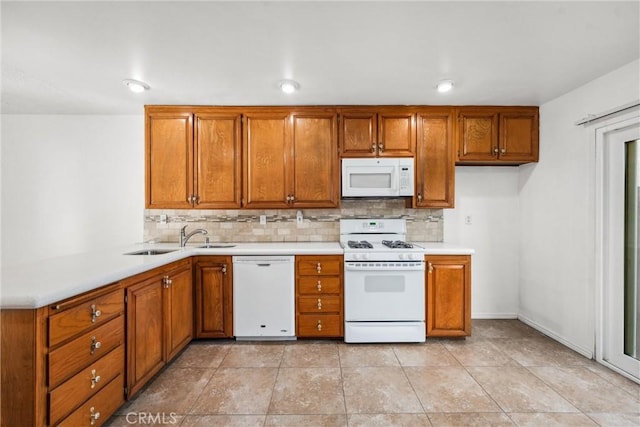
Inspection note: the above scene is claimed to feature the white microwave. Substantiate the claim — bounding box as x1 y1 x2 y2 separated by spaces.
341 158 414 198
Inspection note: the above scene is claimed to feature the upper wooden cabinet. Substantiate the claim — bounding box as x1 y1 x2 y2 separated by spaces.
145 106 242 209
415 108 455 208
339 108 415 157
243 108 339 209
456 107 539 165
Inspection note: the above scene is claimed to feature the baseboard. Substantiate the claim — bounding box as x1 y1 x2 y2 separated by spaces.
518 314 594 359
471 312 518 319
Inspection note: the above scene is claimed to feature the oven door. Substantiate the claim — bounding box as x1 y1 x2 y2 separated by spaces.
344 261 425 321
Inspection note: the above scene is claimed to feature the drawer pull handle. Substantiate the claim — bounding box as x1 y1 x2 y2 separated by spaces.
90 304 102 323
317 299 322 310
90 369 101 389
90 336 101 355
428 262 433 273
316 281 322 292
317 320 322 331
316 263 322 273
90 407 100 425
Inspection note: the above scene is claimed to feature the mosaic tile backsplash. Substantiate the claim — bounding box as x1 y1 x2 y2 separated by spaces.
144 199 443 244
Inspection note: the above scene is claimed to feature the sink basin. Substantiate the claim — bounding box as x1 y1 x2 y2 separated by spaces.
198 244 237 249
125 249 177 256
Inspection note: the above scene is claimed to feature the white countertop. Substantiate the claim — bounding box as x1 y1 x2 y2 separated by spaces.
1 241 473 309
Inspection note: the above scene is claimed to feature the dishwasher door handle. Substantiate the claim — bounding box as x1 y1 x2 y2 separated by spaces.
257 263 271 267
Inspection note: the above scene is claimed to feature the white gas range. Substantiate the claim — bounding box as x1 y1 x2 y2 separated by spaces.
340 218 426 343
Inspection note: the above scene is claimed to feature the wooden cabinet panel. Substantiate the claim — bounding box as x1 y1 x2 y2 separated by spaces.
457 109 499 162
194 113 242 208
415 109 455 208
49 316 124 389
49 286 123 347
165 264 194 361
377 111 416 157
291 112 339 207
194 256 233 338
126 276 164 397
243 112 291 208
425 255 471 337
146 110 193 208
296 255 344 338
500 110 539 163
340 111 377 156
49 345 124 426
340 108 415 157
57 374 124 427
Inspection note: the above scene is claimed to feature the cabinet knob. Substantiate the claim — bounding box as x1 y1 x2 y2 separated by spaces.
417 193 423 203
428 262 433 273
90 369 101 389
317 320 322 331
493 147 499 154
162 275 172 288
222 264 227 275
316 263 322 273
90 304 102 323
500 148 506 154
317 298 322 310
316 281 322 292
378 143 384 152
90 407 101 425
90 336 101 355
371 144 376 153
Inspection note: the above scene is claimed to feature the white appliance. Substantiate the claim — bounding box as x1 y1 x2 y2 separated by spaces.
341 157 414 198
340 218 426 343
232 255 295 340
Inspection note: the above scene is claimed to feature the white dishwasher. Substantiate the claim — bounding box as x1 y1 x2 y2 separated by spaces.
232 255 296 340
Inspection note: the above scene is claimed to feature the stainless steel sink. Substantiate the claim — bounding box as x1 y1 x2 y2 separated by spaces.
125 249 177 255
198 244 237 249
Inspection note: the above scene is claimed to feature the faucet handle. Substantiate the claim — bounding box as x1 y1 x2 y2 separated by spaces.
181 225 188 234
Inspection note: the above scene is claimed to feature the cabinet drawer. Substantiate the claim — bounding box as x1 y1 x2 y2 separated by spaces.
298 314 342 337
297 257 342 276
49 288 123 348
56 374 124 427
298 296 341 313
297 277 342 295
49 345 124 426
49 316 124 389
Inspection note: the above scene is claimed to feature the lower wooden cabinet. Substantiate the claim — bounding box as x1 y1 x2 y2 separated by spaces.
123 258 193 398
295 255 344 337
425 255 471 337
194 256 233 338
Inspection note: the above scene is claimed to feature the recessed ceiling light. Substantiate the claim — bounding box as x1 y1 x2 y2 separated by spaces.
436 79 454 93
279 79 300 94
123 79 150 93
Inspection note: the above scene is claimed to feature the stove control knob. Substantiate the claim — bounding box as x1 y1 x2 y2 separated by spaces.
407 253 415 260
361 253 369 260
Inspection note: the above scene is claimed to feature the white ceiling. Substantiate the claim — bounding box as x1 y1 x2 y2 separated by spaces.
1 1 639 114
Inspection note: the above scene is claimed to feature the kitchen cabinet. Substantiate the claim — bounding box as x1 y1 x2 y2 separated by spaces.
339 107 416 157
425 255 471 337
194 256 233 338
1 283 125 427
124 258 193 398
295 255 344 337
415 108 455 208
243 108 339 208
456 107 539 165
145 106 242 209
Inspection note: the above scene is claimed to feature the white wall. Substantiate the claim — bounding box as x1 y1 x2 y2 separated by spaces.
444 167 520 318
519 59 640 357
1 115 144 265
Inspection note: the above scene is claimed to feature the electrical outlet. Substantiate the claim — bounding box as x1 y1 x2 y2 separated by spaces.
464 215 472 225
259 215 267 225
296 210 304 227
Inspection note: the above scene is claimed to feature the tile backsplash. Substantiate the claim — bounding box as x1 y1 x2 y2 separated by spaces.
144 199 443 244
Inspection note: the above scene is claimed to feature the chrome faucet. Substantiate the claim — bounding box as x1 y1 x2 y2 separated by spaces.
180 225 208 247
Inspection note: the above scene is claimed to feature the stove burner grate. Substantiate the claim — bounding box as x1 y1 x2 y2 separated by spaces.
348 240 373 249
381 240 414 249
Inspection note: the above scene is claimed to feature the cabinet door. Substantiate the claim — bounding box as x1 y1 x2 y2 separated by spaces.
499 109 539 163
340 109 377 157
165 264 193 361
425 255 471 337
416 109 455 208
195 257 233 338
291 111 339 207
243 112 292 208
377 110 416 157
456 109 499 162
146 110 193 208
126 277 164 397
194 112 242 208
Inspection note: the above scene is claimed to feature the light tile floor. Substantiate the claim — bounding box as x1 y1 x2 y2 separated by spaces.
107 320 640 426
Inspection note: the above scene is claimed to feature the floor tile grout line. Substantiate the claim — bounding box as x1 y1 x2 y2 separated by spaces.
521 365 590 417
